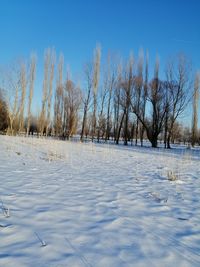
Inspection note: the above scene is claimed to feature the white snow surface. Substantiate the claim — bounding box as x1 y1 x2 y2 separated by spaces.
0 135 200 267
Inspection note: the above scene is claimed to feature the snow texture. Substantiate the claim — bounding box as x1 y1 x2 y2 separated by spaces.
0 135 200 267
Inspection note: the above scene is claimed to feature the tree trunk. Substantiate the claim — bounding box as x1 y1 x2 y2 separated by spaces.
135 117 139 146
151 137 158 148
116 112 125 145
124 109 129 146
167 134 171 149
80 105 87 142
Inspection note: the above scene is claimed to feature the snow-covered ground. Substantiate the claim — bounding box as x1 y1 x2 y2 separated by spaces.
0 135 200 267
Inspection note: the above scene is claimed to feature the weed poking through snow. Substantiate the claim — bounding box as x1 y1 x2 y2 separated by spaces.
34 232 47 247
0 198 10 217
167 170 178 181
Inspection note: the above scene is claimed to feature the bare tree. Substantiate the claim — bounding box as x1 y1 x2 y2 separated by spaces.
27 53 36 135
18 61 27 133
191 72 200 147
39 49 51 135
165 55 192 148
54 53 64 137
80 63 93 141
63 79 81 138
132 57 167 147
1 63 21 135
113 63 122 143
97 77 107 142
134 49 144 145
140 51 148 146
45 49 55 136
124 55 134 145
105 55 116 141
147 58 167 147
91 45 101 141
119 54 134 145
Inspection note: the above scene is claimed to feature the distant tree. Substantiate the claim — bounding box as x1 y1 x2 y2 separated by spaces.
63 79 81 138
91 45 101 141
165 55 192 148
183 126 191 145
39 49 51 135
0 89 8 131
1 62 21 135
97 79 107 142
80 63 93 142
147 59 167 147
18 61 27 133
113 63 122 143
191 72 200 147
132 57 167 147
123 55 134 145
27 54 36 135
54 53 64 136
171 122 182 144
140 51 148 146
46 49 55 136
134 49 144 146
38 48 55 136
117 54 134 145
105 55 116 141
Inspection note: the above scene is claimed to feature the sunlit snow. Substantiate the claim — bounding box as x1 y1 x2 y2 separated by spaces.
0 135 200 267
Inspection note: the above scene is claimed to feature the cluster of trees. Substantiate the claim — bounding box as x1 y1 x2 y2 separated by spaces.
0 46 199 148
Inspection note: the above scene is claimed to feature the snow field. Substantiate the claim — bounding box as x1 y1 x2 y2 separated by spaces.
0 135 200 267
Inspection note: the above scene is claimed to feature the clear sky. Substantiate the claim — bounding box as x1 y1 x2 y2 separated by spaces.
0 0 200 122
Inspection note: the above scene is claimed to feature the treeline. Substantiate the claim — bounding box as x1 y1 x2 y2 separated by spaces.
0 46 199 148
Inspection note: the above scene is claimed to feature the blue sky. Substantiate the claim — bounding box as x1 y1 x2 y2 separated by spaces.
0 0 200 123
